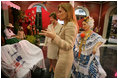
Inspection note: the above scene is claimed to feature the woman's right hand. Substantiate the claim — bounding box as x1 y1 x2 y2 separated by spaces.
39 27 56 39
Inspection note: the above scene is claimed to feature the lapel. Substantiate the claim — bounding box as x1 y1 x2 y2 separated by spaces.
54 23 58 30
54 23 59 35
58 25 65 37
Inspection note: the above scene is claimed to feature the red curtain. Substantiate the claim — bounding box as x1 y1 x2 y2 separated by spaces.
41 7 50 30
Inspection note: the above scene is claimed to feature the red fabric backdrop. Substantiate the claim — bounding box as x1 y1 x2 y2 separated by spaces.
41 7 50 30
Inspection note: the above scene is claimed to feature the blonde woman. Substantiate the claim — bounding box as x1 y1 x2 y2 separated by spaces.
40 3 78 78
72 16 107 78
43 12 62 72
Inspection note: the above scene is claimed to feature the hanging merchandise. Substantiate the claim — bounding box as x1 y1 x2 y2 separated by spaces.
25 7 37 26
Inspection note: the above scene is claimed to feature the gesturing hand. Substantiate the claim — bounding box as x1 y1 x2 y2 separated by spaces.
39 27 56 39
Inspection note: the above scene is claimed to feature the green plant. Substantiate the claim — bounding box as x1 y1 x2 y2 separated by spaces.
26 35 36 44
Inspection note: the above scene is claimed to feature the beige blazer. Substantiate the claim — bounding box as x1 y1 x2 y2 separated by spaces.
52 22 77 78
44 23 62 59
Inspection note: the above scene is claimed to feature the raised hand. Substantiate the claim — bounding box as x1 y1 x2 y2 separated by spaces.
39 27 56 39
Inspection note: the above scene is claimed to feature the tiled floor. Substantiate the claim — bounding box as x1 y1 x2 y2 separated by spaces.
100 45 117 78
1 45 117 78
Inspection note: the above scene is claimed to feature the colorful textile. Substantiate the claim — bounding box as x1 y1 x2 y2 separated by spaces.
1 40 45 78
25 7 37 26
72 32 107 78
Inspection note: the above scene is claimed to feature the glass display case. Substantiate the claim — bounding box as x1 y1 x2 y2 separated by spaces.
108 15 117 43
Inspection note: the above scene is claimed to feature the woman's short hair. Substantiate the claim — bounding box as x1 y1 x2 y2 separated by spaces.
49 12 57 20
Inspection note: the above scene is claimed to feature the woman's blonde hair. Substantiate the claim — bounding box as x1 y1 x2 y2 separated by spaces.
58 3 79 32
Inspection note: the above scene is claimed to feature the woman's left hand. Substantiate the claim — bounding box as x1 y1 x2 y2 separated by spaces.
92 47 96 54
39 27 56 39
92 42 102 54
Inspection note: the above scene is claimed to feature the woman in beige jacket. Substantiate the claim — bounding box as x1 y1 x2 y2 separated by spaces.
44 12 62 72
40 3 78 78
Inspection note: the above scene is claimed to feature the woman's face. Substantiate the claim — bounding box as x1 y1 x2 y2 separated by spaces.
58 7 67 21
82 21 90 31
50 16 55 24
